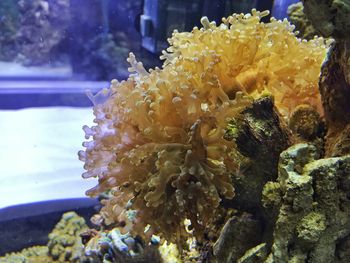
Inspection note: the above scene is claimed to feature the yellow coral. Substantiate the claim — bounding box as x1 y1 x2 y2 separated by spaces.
162 10 329 116
79 10 328 244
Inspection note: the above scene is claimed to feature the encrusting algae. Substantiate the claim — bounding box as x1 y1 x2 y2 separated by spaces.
79 9 329 246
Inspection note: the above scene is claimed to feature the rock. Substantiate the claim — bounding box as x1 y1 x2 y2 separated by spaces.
295 212 327 247
302 0 350 157
287 2 317 40
318 41 350 157
267 143 350 263
261 182 282 207
303 0 350 39
0 246 49 263
212 213 262 263
47 211 88 262
227 96 293 213
237 243 269 263
289 105 324 142
327 124 350 157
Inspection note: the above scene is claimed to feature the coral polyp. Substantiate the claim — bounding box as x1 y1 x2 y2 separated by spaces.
79 9 329 244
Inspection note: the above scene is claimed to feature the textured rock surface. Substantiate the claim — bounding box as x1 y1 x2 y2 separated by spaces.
268 143 319 262
288 104 325 156
303 0 350 39
212 213 262 263
237 243 268 263
208 143 350 263
287 2 317 40
288 105 324 141
208 96 293 263
0 246 49 263
319 41 350 156
227 96 293 213
47 211 88 262
302 0 350 157
267 144 350 262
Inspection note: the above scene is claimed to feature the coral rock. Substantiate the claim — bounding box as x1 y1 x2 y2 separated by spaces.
226 96 293 212
47 212 88 262
303 0 350 39
237 243 269 263
267 143 350 262
287 2 317 40
212 213 262 263
319 41 350 156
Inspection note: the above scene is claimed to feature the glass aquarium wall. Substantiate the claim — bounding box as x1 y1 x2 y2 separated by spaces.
0 0 281 82
0 0 73 79
0 0 155 81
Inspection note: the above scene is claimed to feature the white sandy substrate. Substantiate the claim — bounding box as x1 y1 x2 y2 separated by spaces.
0 107 98 209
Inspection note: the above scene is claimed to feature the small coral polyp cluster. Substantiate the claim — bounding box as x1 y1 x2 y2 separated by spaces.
79 10 328 244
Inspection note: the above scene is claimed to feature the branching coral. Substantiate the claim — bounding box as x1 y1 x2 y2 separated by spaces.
79 10 329 245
